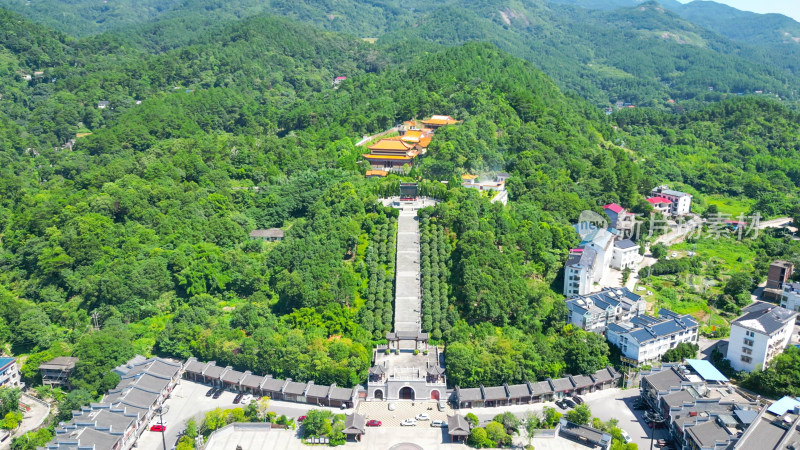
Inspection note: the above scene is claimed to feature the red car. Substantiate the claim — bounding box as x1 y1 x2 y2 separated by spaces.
366 420 382 427
150 424 166 432
298 416 307 422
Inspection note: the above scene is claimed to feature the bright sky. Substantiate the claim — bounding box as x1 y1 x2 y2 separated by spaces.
677 0 800 22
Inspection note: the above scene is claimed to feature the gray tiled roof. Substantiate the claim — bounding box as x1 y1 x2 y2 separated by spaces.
685 420 732 448
570 375 594 388
661 389 696 408
643 367 686 391
203 364 225 379
343 413 365 435
614 239 638 250
125 358 181 379
241 374 265 389
329 386 353 401
119 373 170 393
732 303 796 335
104 387 159 408
282 381 307 395
566 247 597 268
184 359 207 373
507 384 530 398
457 387 483 402
306 384 329 398
260 377 286 392
48 427 122 450
39 356 79 371
592 367 614 384
222 369 244 384
529 381 553 396
448 415 471 436
549 377 574 392
482 385 507 401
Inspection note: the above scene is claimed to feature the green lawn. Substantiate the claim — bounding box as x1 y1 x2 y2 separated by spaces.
701 195 754 218
671 238 756 275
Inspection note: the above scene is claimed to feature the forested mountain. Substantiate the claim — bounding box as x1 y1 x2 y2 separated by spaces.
2 0 799 107
550 0 800 46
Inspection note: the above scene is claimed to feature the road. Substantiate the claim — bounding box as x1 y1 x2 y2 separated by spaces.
490 190 508 205
655 214 703 246
355 127 398 146
137 380 349 450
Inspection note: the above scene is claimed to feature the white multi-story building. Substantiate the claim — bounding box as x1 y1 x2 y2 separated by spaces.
780 282 800 316
727 302 797 373
650 186 692 215
611 239 640 270
564 248 596 296
606 309 698 365
565 287 646 333
0 357 22 388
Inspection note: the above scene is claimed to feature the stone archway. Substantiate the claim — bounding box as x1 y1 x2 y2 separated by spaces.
399 386 415 400
430 390 440 400
374 389 383 400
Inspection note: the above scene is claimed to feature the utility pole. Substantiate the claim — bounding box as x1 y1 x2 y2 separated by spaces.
157 405 170 450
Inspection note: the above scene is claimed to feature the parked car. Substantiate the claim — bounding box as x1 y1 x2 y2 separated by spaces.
205 387 216 397
150 425 166 432
430 420 448 428
298 416 307 422
241 394 253 404
415 413 430 421
437 400 446 411
555 399 568 409
572 395 585 405
366 420 382 427
401 418 417 426
233 393 243 404
564 398 577 408
632 399 647 410
212 388 223 399
621 430 632 444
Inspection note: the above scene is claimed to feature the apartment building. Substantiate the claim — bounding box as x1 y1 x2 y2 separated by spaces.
726 302 797 373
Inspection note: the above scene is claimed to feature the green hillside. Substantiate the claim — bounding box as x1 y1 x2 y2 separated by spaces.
2 0 799 106
2 7 800 442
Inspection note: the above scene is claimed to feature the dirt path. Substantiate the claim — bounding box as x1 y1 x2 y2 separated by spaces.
355 126 398 146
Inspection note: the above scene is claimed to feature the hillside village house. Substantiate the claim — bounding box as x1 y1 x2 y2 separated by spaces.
40 356 79 388
727 301 797 372
249 228 284 241
565 287 646 333
646 196 672 215
564 247 596 297
606 309 698 365
603 203 636 235
649 186 692 215
780 282 800 315
563 224 617 296
0 357 22 388
611 238 640 270
764 260 794 302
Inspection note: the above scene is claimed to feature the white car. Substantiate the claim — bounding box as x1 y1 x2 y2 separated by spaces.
621 430 632 443
671 252 678 257
241 394 253 404
415 413 430 421
430 420 448 428
401 418 417 426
